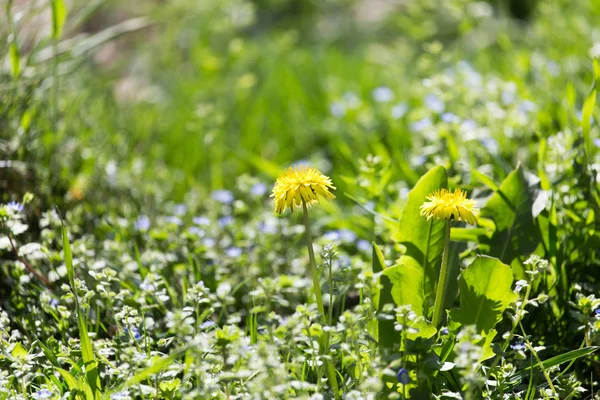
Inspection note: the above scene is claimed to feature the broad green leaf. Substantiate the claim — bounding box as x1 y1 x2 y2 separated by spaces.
480 166 538 263
450 256 517 334
393 166 448 303
383 256 437 340
51 0 68 40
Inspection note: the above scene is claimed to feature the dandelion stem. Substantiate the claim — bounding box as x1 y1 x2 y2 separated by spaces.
432 220 451 328
302 201 325 317
301 200 340 398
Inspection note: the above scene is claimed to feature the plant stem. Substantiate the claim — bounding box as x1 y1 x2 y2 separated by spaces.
490 284 532 369
328 251 334 327
302 201 325 317
301 201 340 398
432 220 451 328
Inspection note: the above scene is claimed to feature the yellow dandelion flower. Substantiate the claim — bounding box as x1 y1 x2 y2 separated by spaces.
271 166 335 214
419 188 479 225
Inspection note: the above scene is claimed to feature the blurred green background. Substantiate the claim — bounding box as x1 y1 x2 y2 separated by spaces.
2 0 599 207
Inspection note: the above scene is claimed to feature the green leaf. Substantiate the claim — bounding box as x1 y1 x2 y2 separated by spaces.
61 222 101 394
62 224 74 287
56 367 81 392
480 166 538 263
123 349 186 388
51 0 68 40
383 256 437 340
393 166 448 303
471 168 499 192
9 42 20 78
450 255 518 334
507 346 599 385
582 94 596 161
373 243 398 352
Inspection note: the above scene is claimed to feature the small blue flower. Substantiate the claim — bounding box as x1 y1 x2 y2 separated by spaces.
134 215 150 231
330 102 346 118
410 118 432 132
594 308 600 316
291 160 310 168
212 190 234 204
519 100 537 113
373 86 394 103
397 368 410 384
339 229 357 243
250 182 268 197
188 226 205 237
460 119 477 132
357 240 371 253
441 113 460 123
165 216 182 226
338 255 351 268
218 216 234 227
323 230 341 241
200 320 216 329
34 389 53 399
7 201 24 213
193 216 211 226
225 247 243 258
110 391 130 400
480 137 499 154
440 327 449 335
203 238 216 248
391 103 408 119
510 342 526 351
50 298 59 307
258 221 278 235
140 282 155 291
125 327 142 341
424 94 445 113
594 138 600 148
173 203 187 216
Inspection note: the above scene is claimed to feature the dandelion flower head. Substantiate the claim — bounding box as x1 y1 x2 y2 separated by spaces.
271 166 335 214
419 188 479 225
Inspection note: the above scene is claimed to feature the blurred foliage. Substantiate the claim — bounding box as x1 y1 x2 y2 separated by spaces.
2 0 600 398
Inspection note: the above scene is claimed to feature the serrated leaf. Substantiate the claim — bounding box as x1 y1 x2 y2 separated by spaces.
450 256 518 334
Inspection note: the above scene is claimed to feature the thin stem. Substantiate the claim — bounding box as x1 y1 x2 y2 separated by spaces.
491 284 532 369
328 251 334 327
302 201 325 317
301 201 340 398
432 220 451 328
519 321 558 397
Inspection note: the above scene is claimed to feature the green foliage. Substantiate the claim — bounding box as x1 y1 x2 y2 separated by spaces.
450 256 518 334
2 0 600 398
480 166 539 265
393 166 448 307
